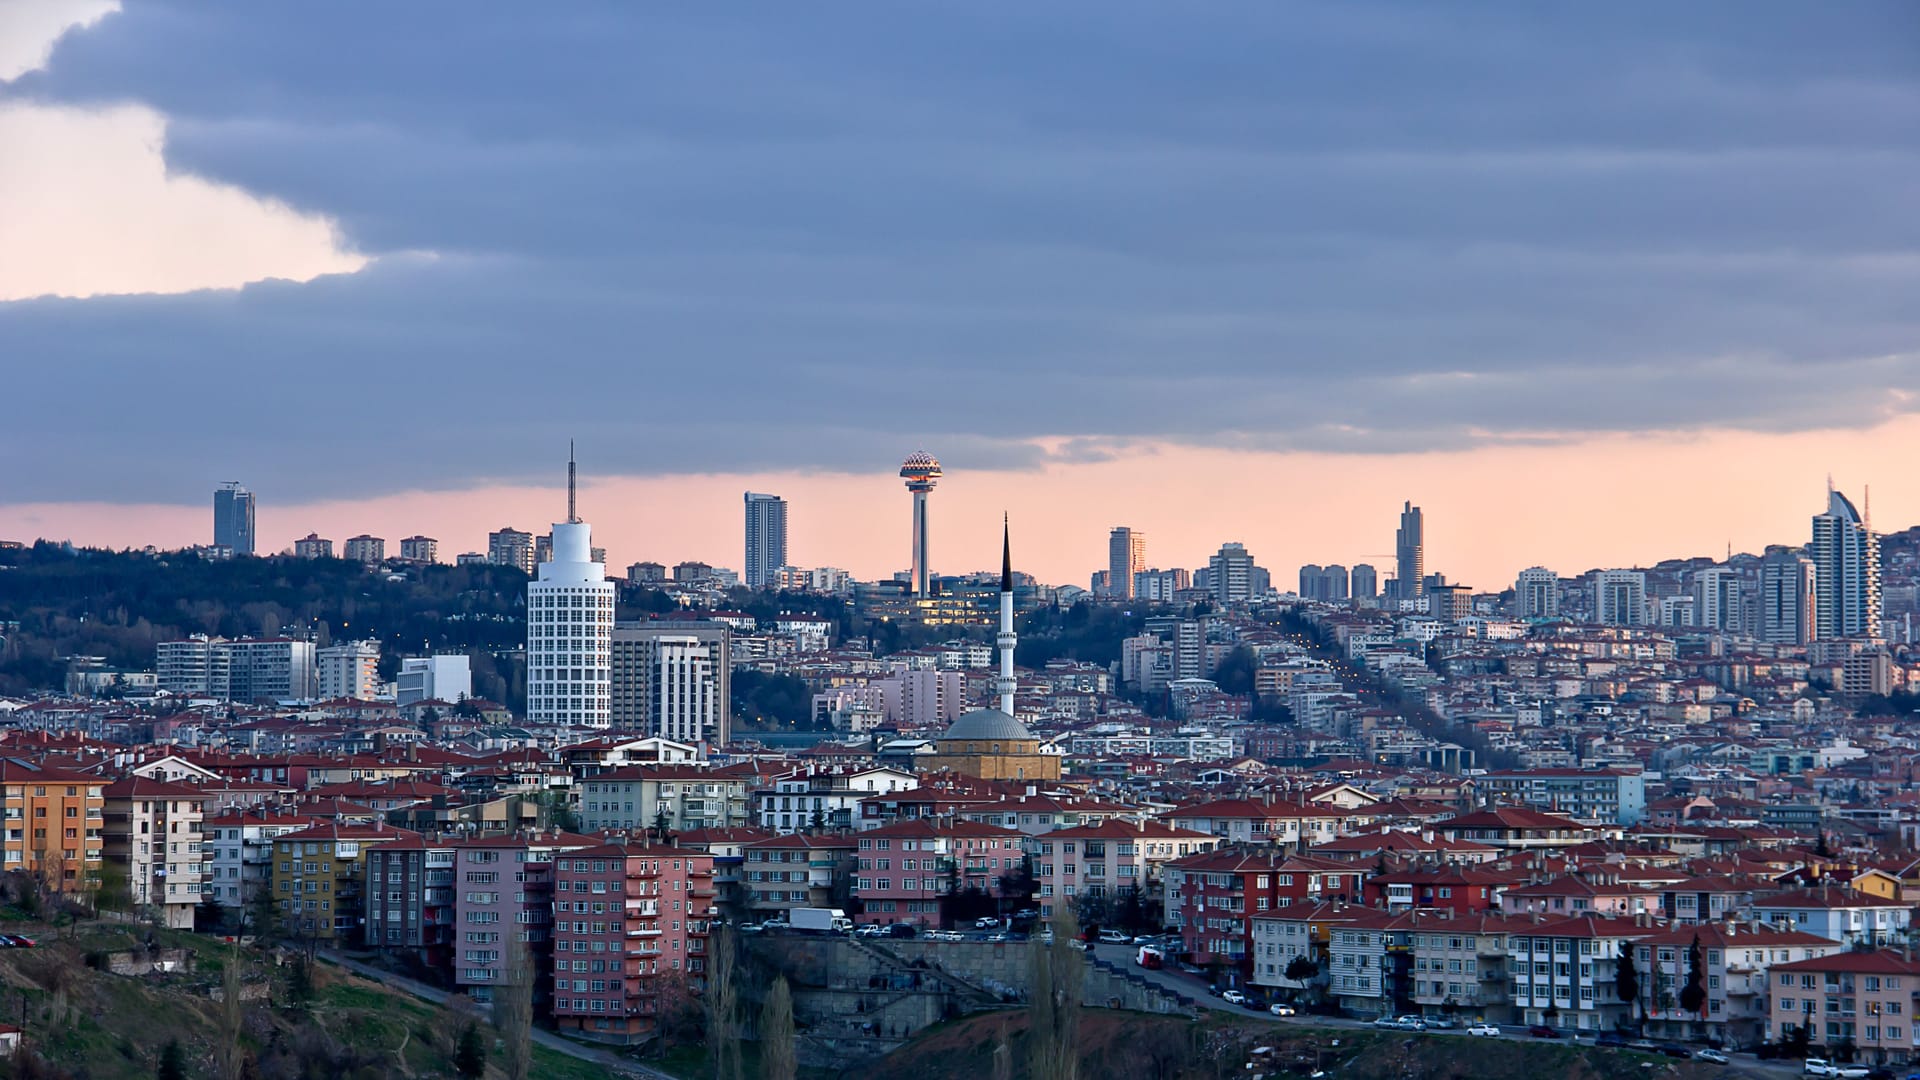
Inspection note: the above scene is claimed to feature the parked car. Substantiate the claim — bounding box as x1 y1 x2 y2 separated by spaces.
975 917 1002 929
1098 930 1130 944
1594 1032 1628 1048
1467 1024 1501 1038
1372 1017 1403 1030
1394 1016 1428 1031
1422 1016 1458 1030
1133 935 1157 946
1805 1061 1871 1079
1269 1003 1297 1017
1527 1025 1561 1039
1656 1044 1692 1059
1694 1049 1729 1064
1221 991 1249 1006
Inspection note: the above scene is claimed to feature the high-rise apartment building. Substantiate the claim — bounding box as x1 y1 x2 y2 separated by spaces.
1209 542 1256 606
156 635 232 697
1691 566 1744 634
1297 564 1349 602
398 536 438 563
1108 527 1146 600
610 623 730 747
550 842 715 1044
1515 566 1559 620
1760 545 1817 646
743 492 788 589
225 638 318 703
1811 487 1880 640
293 533 333 559
526 451 615 728
317 640 381 700
1350 563 1378 601
1594 570 1648 627
343 535 386 565
213 482 255 556
1395 501 1425 599
488 527 535 574
1132 568 1190 602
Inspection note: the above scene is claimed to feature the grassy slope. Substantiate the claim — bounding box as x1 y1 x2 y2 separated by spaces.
0 917 603 1080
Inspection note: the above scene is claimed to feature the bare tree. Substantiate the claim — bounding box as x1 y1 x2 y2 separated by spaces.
758 974 796 1080
991 1017 1013 1080
492 930 534 1080
705 926 742 1080
1028 908 1084 1080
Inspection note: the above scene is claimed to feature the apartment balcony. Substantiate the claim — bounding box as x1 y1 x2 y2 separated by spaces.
627 926 662 937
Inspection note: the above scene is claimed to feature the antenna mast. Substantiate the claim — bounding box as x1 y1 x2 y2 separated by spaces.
567 440 577 524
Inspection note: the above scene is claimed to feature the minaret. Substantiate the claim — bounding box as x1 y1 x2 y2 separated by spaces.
997 514 1017 716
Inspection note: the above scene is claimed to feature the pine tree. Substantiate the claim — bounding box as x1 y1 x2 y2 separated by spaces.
454 1022 487 1080
1616 943 1641 1033
156 1039 187 1080
1678 933 1708 1016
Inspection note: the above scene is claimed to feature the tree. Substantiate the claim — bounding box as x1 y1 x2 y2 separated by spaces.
285 954 314 1011
1616 943 1641 1032
1284 955 1319 985
156 1039 187 1080
704 926 742 1080
492 932 533 1080
454 1022 487 1080
1678 933 1708 1017
1028 909 1084 1080
1815 831 1833 859
759 975 797 1080
215 950 249 1080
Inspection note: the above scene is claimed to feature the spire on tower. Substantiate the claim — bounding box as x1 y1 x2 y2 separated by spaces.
1001 513 1013 592
567 441 577 524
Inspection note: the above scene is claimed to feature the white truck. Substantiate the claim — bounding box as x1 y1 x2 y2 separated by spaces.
791 907 854 933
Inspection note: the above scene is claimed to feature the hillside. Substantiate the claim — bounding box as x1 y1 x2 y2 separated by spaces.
0 915 612 1080
859 1008 1752 1080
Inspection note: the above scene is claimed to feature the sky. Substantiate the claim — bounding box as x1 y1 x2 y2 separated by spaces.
2 2 1918 589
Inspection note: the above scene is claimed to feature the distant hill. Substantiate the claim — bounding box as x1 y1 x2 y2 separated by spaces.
0 543 529 701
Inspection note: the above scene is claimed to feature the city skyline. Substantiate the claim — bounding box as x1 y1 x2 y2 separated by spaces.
4 435 1913 595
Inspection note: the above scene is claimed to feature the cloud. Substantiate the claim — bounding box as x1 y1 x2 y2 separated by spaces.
2 1 1919 504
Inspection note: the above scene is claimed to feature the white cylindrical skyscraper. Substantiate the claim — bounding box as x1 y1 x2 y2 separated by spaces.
527 447 615 728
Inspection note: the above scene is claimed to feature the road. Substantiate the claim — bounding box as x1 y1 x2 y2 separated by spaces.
1084 942 1808 1079
316 950 677 1080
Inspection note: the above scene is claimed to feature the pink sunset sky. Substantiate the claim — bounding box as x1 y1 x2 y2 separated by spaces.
5 420 1914 591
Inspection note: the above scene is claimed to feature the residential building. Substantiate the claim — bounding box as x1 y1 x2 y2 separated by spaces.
293 533 333 559
1108 527 1146 600
269 821 411 942
1752 885 1910 945
204 809 317 908
742 492 788 589
1165 847 1369 968
1209 542 1256 605
752 766 914 833
1811 486 1881 640
343 535 386 564
610 622 730 746
101 777 208 928
1029 819 1215 917
1631 923 1842 1050
1768 950 1920 1066
362 834 456 971
741 832 859 916
224 638 318 703
317 640 381 701
398 536 438 563
852 818 1024 927
395 655 472 707
213 482 255 556
451 831 596 1006
1350 563 1378 602
1692 566 1744 634
578 766 750 833
1475 769 1647 826
156 635 231 697
1761 545 1817 645
1595 570 1648 627
550 842 715 1044
488 527 535 574
1515 567 1559 620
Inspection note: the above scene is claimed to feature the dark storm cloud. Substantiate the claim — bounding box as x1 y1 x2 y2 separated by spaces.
3 1 1919 503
